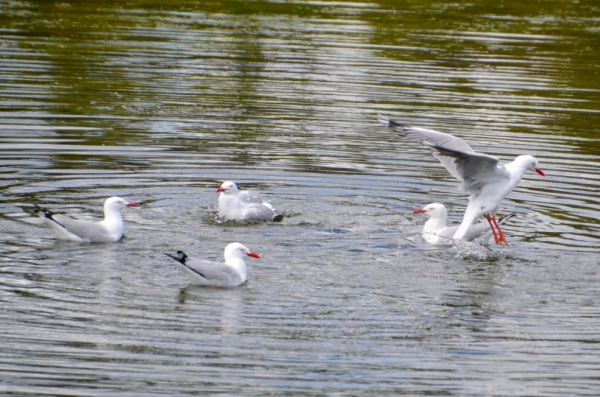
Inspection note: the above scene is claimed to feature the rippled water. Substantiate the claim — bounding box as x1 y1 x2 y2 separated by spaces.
1 1 600 395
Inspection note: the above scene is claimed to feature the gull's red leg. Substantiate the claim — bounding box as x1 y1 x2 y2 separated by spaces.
492 216 509 245
486 214 500 244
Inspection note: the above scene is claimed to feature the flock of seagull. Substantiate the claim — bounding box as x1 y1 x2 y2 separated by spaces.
33 116 545 287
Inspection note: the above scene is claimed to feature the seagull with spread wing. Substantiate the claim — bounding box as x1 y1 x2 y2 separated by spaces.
378 115 545 244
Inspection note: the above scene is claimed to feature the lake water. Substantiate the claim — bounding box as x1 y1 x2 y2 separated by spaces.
1 1 600 395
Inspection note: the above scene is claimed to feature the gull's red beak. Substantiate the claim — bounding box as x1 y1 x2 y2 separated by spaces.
247 252 260 259
216 187 225 193
535 168 545 177
413 209 426 214
127 202 139 207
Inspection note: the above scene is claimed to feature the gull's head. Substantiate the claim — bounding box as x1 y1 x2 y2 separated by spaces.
519 155 545 177
224 242 260 261
413 203 447 219
104 196 139 211
217 181 238 194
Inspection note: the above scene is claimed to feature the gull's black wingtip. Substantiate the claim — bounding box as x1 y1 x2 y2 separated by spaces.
498 212 517 223
376 114 391 127
376 114 408 129
33 204 54 218
165 250 187 264
273 213 284 222
166 251 206 280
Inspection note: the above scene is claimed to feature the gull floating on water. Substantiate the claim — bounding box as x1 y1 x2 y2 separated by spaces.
165 242 260 287
217 181 282 221
413 203 516 245
34 196 139 243
378 115 544 244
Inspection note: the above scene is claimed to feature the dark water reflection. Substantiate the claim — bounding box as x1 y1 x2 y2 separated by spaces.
1 1 600 395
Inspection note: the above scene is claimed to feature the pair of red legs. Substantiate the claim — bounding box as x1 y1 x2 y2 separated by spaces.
486 214 508 245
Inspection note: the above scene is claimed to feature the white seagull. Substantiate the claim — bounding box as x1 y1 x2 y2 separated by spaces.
217 181 282 221
165 242 260 287
413 203 516 245
34 196 139 243
378 115 544 244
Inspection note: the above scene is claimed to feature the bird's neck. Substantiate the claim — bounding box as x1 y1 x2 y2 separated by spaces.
219 192 237 206
504 159 529 184
100 209 124 233
218 193 244 218
423 216 446 233
225 258 247 280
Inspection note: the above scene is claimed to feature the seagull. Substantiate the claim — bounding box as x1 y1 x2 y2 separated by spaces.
378 115 544 244
165 242 260 287
217 181 282 221
413 203 516 245
34 196 139 243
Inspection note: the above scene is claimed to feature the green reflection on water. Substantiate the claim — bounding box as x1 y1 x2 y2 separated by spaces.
1 0 598 147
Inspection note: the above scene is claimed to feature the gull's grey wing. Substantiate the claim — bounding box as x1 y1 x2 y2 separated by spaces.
242 203 276 221
238 190 265 204
165 251 241 285
460 222 489 241
378 115 502 184
35 204 115 243
50 214 115 243
435 225 459 240
166 252 243 286
379 117 476 154
431 222 488 242
433 146 508 193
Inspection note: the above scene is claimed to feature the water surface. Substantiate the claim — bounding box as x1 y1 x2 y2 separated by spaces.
1 1 600 395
